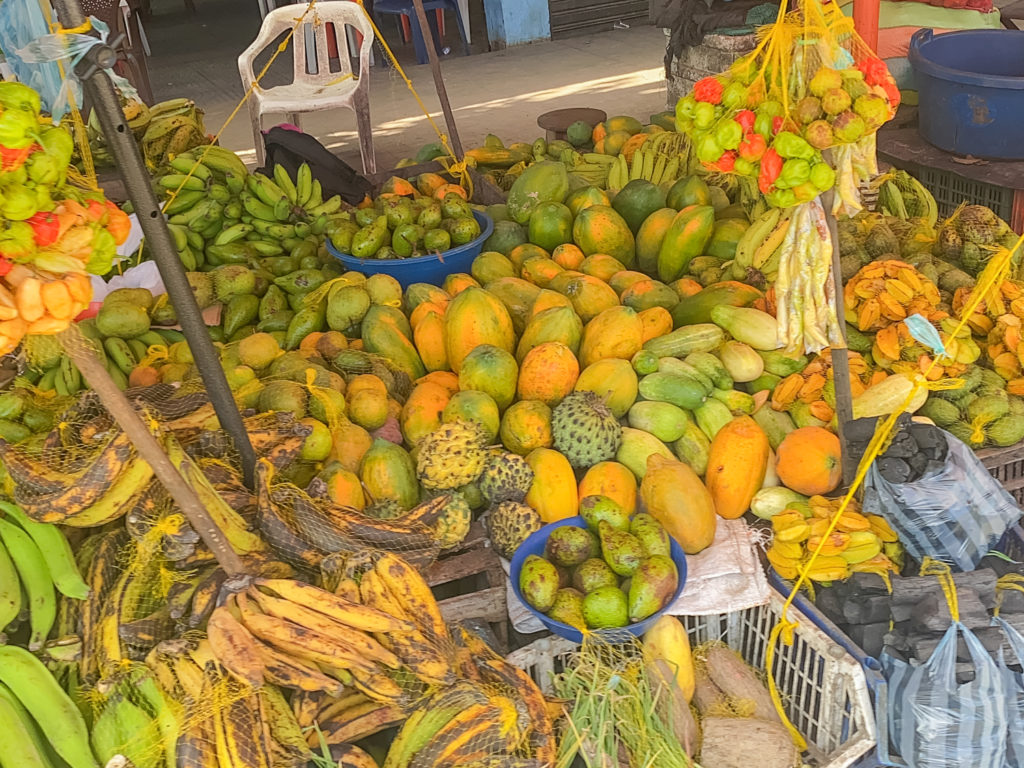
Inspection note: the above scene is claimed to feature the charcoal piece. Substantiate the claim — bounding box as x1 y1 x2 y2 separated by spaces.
877 457 911 483
909 422 945 451
999 590 1024 614
846 572 891 596
814 587 845 624
884 628 911 653
909 627 1007 664
891 570 999 610
884 433 918 459
842 595 892 625
906 451 929 478
911 590 990 633
844 416 881 445
846 622 889 659
891 602 914 623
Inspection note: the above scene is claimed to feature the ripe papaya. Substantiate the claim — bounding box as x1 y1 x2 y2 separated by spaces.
517 342 579 405
620 279 679 312
360 439 419 510
400 380 451 446
412 310 448 372
517 305 584 361
500 400 553 455
525 447 578 522
579 306 644 368
484 277 543 334
565 186 611 218
575 358 639 419
471 251 516 284
572 205 636 268
558 274 620 324
657 205 716 283
580 254 627 283
635 207 678 276
361 305 425 380
552 243 586 270
578 461 637 516
508 161 570 224
458 344 519 411
443 286 516 372
609 270 649 295
520 258 565 289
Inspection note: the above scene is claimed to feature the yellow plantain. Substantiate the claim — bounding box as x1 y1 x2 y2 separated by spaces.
359 568 410 621
247 587 401 669
258 685 311 766
237 597 378 672
407 702 502 768
477 654 556 766
314 699 405 745
334 577 361 602
348 665 406 704
380 629 455 687
207 605 266 688
256 642 346 696
59 455 155 527
254 577 412 633
752 215 793 270
373 553 449 642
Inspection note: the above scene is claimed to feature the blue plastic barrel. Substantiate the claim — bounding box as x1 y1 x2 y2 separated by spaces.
908 29 1024 160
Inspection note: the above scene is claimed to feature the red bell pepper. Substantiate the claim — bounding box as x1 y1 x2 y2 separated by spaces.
758 148 783 194
738 132 767 162
735 109 756 133
708 150 737 173
694 77 724 105
27 211 59 247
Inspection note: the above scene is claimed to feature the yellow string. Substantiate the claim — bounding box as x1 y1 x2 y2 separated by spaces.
995 574 1024 618
919 557 959 621
56 19 93 34
767 232 1024 747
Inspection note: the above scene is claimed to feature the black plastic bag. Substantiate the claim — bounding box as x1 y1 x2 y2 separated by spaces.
258 126 372 205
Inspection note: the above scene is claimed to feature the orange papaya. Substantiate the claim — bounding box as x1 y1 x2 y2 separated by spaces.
573 204 636 268
634 207 677 276
579 306 644 368
443 286 516 372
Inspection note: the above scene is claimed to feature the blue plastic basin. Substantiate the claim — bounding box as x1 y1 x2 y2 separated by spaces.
509 516 687 644
326 210 493 288
909 28 1024 160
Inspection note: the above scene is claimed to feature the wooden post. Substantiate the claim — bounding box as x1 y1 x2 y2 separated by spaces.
853 0 881 52
823 191 858 487
411 0 464 158
61 328 249 577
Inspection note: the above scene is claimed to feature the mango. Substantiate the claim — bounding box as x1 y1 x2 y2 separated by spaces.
548 587 586 629
572 558 619 594
579 494 630 533
598 520 643 577
544 526 596 568
628 555 678 622
582 585 629 629
630 513 671 558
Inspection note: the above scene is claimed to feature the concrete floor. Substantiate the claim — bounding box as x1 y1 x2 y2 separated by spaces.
143 0 669 170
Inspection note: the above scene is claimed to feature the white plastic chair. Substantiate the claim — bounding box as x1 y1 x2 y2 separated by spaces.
238 1 376 172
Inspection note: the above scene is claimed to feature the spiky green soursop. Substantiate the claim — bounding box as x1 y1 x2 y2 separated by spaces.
416 420 489 490
479 450 535 503
434 492 473 549
551 391 622 469
956 205 1001 245
935 224 963 261
864 222 899 259
364 499 405 520
486 501 542 559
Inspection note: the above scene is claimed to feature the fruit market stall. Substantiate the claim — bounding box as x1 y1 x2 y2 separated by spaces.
1 0 1024 764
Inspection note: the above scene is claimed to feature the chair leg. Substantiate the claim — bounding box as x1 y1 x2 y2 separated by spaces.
451 2 470 56
287 113 302 130
409 15 428 65
354 93 376 176
248 101 265 167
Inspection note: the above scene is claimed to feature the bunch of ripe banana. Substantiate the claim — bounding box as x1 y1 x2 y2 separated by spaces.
767 495 904 583
256 461 447 571
0 643 98 768
729 206 794 284
875 168 939 226
145 639 312 768
607 142 682 192
158 150 344 273
141 99 209 171
0 500 89 651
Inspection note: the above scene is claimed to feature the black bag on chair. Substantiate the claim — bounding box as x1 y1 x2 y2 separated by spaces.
257 126 372 206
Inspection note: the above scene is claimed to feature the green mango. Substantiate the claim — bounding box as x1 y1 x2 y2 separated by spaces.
222 294 259 339
284 299 326 350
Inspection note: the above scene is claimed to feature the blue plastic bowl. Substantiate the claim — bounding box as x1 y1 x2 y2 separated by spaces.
510 516 687 643
325 210 493 288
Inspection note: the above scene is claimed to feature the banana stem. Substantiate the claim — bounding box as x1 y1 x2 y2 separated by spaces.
60 327 249 577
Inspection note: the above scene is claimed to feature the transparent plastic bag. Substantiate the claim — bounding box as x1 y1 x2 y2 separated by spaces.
863 431 1020 571
11 16 139 121
0 0 65 115
994 611 1024 766
882 620 1008 768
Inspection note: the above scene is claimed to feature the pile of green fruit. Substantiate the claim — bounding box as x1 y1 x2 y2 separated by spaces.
517 496 680 631
329 177 483 260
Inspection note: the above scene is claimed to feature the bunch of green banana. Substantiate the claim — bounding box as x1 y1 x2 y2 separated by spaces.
0 644 97 768
607 145 681 191
730 206 793 281
0 500 88 652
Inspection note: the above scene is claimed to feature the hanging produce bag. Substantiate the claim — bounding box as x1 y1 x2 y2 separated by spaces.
881 562 1008 768
863 430 1020 571
677 0 899 207
994 583 1024 767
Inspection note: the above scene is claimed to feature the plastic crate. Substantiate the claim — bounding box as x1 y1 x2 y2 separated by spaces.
977 443 1024 507
506 586 878 768
769 522 1024 768
912 164 1015 222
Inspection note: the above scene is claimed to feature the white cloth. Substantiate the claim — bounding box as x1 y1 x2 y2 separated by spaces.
667 518 770 616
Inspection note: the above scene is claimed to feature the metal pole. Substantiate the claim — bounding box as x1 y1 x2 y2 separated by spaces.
62 330 248 576
52 0 257 488
411 0 464 158
822 191 857 487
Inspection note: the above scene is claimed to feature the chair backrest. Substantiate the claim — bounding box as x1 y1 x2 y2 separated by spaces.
238 1 375 91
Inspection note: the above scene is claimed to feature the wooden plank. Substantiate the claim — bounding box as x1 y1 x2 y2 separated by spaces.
425 545 503 588
438 586 506 623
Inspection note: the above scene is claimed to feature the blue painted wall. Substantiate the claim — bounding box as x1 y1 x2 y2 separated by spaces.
483 0 550 46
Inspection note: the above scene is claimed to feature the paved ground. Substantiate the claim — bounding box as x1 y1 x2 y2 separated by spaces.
142 0 669 170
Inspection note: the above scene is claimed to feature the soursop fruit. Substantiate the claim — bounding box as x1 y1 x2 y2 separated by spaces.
935 224 963 261
433 492 473 549
478 450 535 503
864 221 899 259
551 391 622 469
956 205 1001 245
416 420 489 490
364 499 405 520
486 501 542 559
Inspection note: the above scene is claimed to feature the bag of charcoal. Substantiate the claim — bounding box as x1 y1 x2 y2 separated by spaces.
993 575 1024 767
862 421 1021 572
882 560 1009 768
